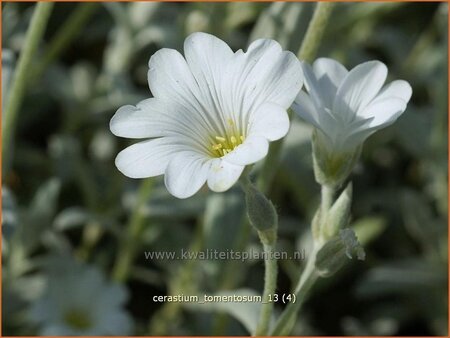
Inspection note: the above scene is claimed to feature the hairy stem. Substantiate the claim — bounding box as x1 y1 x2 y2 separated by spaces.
321 185 334 218
297 2 336 62
254 241 278 336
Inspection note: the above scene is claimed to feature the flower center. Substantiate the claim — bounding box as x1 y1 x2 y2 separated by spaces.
210 118 245 158
211 134 245 157
63 309 93 330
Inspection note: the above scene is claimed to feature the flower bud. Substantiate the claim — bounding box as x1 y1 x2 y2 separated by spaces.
241 180 278 245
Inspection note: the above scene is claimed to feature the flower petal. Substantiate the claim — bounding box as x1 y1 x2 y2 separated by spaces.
301 61 325 109
373 80 412 103
148 48 208 123
223 135 269 166
292 90 322 129
245 39 303 109
111 102 157 139
293 90 339 138
207 159 244 192
358 97 407 128
184 32 234 124
248 102 290 141
313 58 348 108
111 98 213 154
115 138 187 178
110 98 184 139
333 61 387 122
164 151 211 199
226 39 302 124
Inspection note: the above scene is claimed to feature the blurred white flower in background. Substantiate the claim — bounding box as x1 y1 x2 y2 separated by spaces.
293 58 412 154
111 32 303 198
29 258 132 336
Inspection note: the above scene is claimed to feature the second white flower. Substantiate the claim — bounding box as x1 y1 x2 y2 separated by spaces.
293 58 412 154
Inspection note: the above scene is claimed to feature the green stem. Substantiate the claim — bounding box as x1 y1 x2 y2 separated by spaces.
297 2 336 62
112 178 153 282
254 241 278 336
321 184 334 217
2 2 54 177
32 3 98 81
271 247 319 336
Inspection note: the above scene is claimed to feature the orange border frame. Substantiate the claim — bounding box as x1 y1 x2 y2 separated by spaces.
0 1 448 337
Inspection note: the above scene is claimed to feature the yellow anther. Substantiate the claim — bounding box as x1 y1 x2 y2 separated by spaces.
210 132 245 158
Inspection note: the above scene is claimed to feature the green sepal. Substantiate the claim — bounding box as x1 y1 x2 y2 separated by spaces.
311 208 322 241
322 183 353 239
315 228 365 277
312 129 362 187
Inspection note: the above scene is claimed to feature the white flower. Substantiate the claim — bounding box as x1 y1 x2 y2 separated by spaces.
293 58 412 154
111 32 302 198
29 259 132 336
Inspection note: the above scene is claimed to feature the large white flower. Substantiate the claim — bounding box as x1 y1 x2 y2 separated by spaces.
293 58 412 154
111 32 303 198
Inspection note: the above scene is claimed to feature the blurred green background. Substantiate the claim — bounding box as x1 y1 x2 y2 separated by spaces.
2 2 448 336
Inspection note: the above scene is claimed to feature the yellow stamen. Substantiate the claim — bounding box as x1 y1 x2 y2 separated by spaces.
215 136 226 142
210 122 245 158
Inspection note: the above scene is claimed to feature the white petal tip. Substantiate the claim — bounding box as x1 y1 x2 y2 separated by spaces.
110 105 136 137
